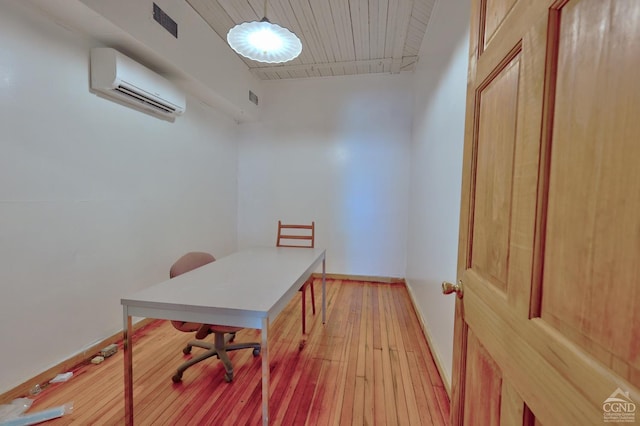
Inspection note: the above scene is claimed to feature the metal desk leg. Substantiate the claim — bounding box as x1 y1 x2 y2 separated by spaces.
261 317 270 425
322 256 326 324
123 308 133 425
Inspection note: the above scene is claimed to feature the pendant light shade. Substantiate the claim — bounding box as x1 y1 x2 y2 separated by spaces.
226 2 302 63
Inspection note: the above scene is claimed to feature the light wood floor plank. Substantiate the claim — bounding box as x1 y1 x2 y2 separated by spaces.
380 285 400 425
22 280 448 425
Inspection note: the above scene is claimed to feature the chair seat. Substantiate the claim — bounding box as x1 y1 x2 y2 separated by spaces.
210 325 243 333
171 321 242 334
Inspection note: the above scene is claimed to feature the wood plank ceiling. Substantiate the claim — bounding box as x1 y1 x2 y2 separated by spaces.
186 0 436 80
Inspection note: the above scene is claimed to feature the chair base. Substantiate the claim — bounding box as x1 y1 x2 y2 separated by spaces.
172 332 260 383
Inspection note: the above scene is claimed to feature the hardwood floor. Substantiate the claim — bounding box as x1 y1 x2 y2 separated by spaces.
25 279 449 425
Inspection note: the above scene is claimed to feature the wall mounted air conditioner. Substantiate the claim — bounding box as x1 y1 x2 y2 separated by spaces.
90 47 186 118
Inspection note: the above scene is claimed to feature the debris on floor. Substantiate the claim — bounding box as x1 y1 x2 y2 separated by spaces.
0 401 73 426
49 372 73 383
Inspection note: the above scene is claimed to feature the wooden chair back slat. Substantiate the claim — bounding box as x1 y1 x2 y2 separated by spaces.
276 220 315 248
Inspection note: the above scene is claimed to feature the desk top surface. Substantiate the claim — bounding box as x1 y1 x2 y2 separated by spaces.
121 247 325 319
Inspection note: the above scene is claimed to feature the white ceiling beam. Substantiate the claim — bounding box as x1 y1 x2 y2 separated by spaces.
250 56 417 74
186 0 235 33
310 0 340 63
372 0 388 60
390 0 413 73
329 0 355 61
268 0 314 64
291 0 329 63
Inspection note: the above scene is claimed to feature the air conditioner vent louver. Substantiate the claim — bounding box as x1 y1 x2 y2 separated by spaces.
90 47 186 118
115 85 176 113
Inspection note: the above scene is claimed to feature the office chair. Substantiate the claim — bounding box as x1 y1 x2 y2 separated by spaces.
169 252 260 383
276 221 316 334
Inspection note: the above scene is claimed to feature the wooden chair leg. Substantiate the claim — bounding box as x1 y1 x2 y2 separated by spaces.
302 285 306 334
310 279 316 315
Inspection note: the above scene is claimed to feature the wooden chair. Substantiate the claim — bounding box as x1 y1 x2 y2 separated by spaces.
169 252 260 383
276 221 315 334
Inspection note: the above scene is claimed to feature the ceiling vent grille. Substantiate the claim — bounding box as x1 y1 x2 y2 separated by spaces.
249 90 259 106
153 3 177 38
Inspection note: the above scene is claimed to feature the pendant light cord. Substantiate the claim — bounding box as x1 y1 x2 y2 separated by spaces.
263 0 268 19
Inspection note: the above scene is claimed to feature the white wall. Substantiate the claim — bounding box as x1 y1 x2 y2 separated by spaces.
0 0 472 397
237 74 413 277
406 0 470 388
0 1 239 394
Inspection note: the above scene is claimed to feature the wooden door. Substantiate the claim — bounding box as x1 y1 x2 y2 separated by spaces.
450 0 640 424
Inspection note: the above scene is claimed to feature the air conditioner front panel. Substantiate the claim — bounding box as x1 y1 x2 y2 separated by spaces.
90 48 185 117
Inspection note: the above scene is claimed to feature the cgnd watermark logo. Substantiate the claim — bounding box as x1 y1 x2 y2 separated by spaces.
603 388 636 423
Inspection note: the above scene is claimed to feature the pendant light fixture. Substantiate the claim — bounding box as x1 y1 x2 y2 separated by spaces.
226 0 302 64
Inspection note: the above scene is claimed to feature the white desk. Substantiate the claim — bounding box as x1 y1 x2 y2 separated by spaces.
121 247 326 425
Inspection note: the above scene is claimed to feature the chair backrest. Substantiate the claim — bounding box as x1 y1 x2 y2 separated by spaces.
170 252 216 278
276 221 315 248
169 252 216 334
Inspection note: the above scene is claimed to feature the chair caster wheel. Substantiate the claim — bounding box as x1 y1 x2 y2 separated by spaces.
172 373 183 383
224 372 233 382
183 346 192 355
253 348 261 356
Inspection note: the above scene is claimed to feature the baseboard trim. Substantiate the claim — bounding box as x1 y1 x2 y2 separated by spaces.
404 281 452 396
311 272 405 284
0 318 155 404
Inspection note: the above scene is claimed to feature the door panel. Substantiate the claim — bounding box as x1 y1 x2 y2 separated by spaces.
463 330 502 426
471 54 520 293
500 381 526 425
540 0 640 384
451 0 640 424
483 0 517 49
